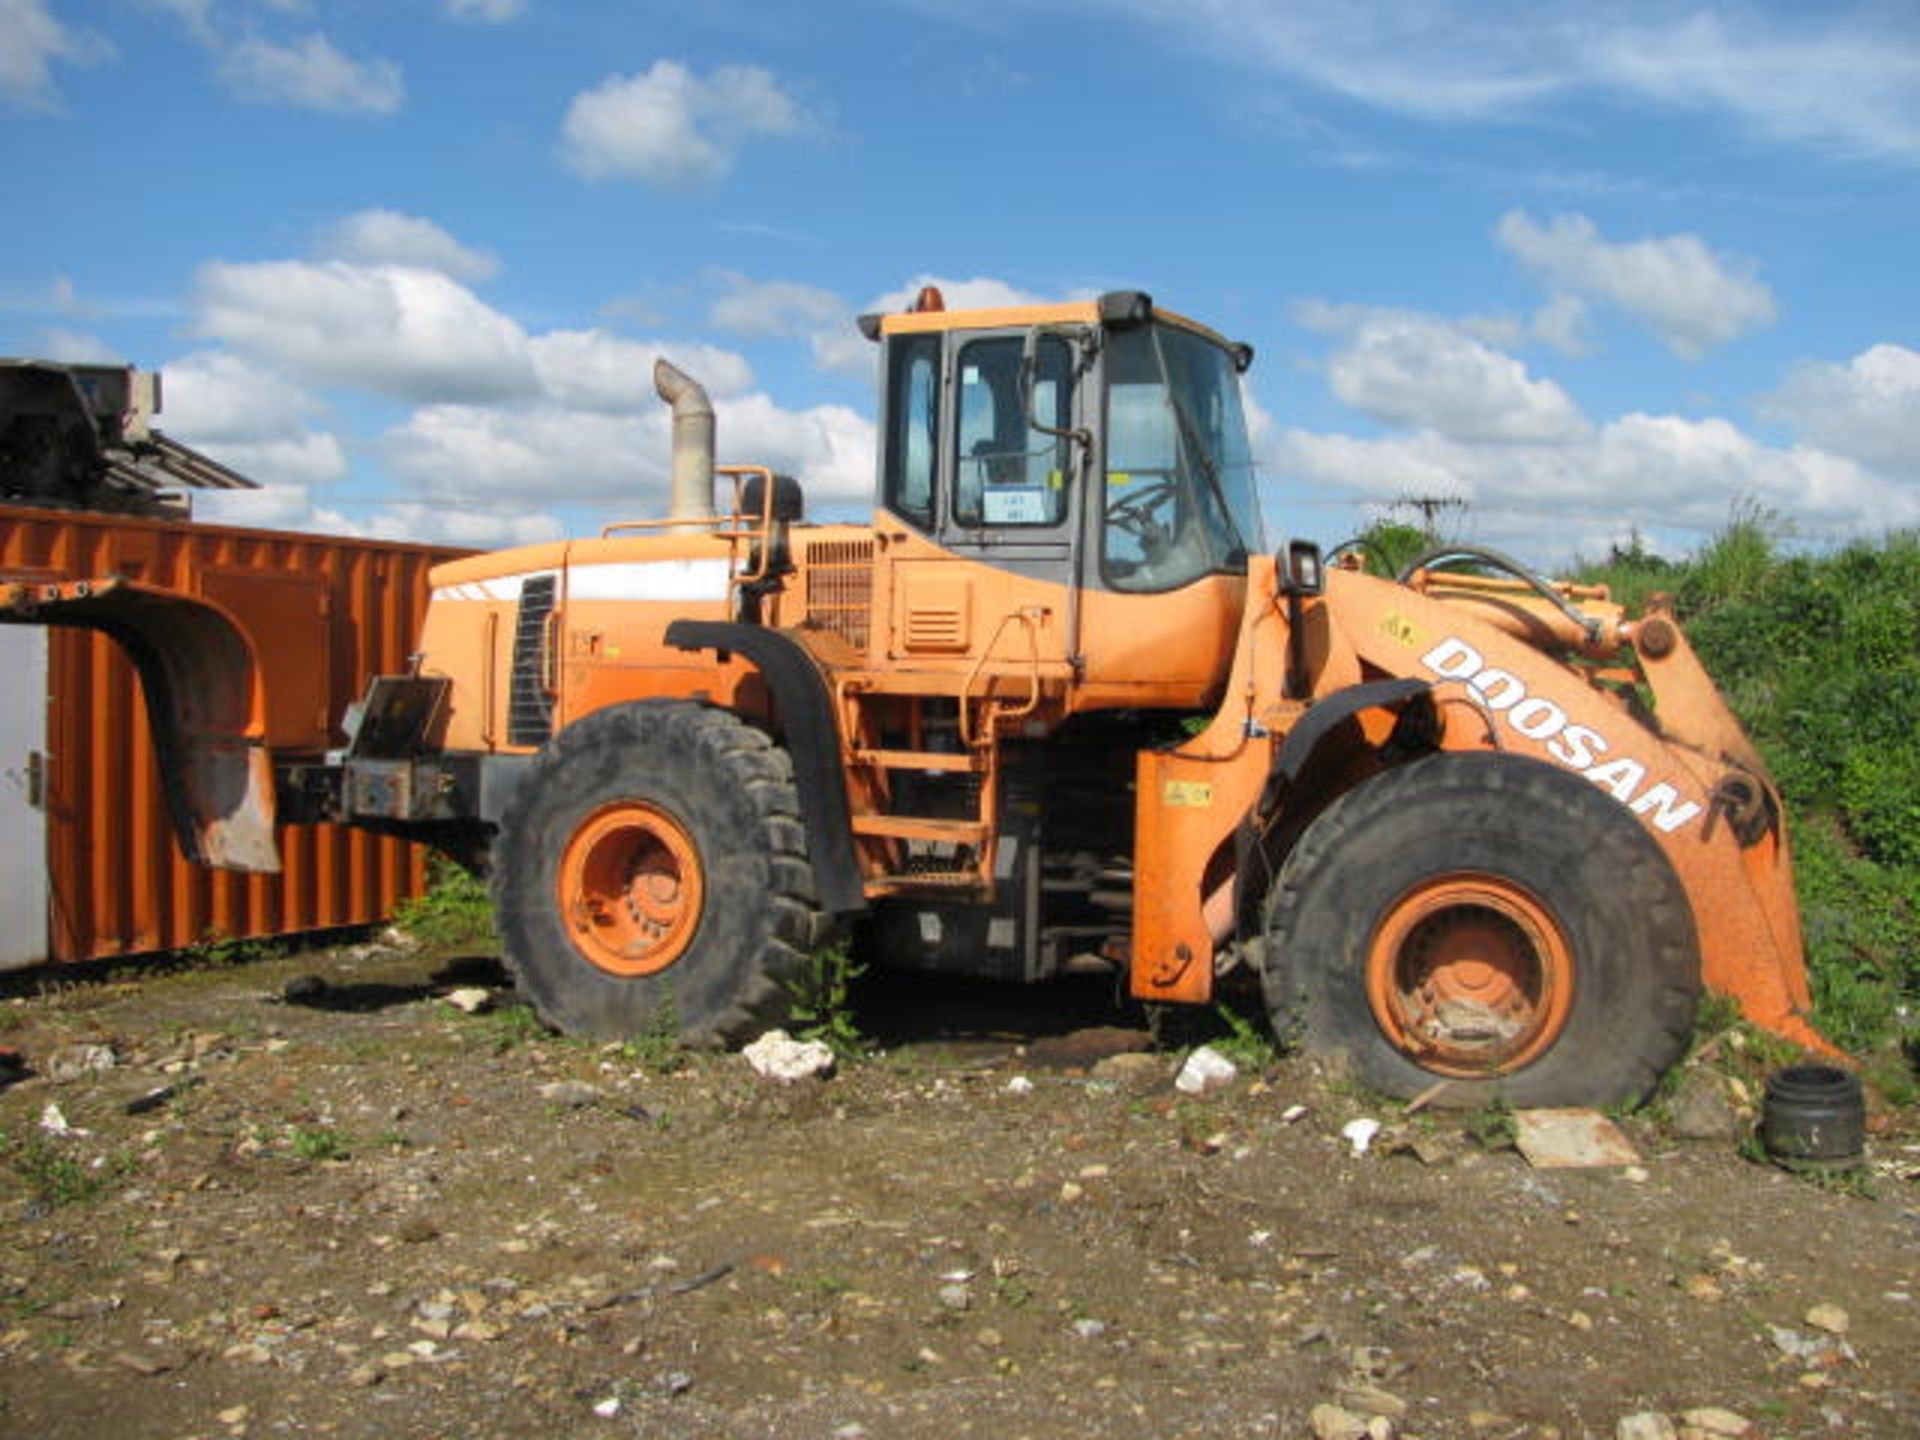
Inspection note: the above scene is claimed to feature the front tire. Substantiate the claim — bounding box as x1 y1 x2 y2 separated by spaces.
1262 752 1700 1108
492 701 820 1044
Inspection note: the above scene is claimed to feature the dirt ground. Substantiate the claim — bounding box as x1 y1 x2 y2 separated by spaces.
2 934 1916 1440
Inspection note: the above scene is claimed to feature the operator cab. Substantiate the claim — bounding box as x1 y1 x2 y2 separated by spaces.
867 288 1265 597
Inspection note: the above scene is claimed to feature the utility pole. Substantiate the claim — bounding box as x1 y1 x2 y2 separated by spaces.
1390 493 1466 538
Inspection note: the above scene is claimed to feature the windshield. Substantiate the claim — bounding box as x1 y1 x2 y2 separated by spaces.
1102 322 1263 592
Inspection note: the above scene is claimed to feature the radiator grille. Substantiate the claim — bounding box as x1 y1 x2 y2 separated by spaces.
804 539 874 651
507 572 557 746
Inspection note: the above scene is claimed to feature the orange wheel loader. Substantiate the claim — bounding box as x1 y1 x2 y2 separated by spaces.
3 288 1829 1106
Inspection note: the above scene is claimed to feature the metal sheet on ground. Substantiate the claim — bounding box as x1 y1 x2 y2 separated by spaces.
1514 1108 1642 1168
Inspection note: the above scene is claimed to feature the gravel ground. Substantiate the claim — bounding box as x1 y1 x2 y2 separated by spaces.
2 936 1916 1440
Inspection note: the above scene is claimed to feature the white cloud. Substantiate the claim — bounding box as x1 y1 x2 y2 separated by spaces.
866 274 1061 315
195 432 349 488
1273 410 1914 556
1 0 108 108
138 0 215 44
385 404 661 502
384 393 874 509
715 394 874 503
1585 11 1920 163
317 210 498 282
528 330 755 411
708 272 847 340
1301 303 1588 444
193 260 538 402
813 273 1067 376
1760 344 1920 482
560 60 809 187
1496 210 1776 358
1270 290 1919 559
361 503 561 548
156 350 347 493
1072 1 1920 162
194 482 329 531
157 350 323 440
445 0 525 22
218 32 404 115
37 328 122 363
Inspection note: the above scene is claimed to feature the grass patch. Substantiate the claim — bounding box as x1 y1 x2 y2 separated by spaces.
2 1129 134 1209
614 996 688 1074
287 1125 346 1163
393 858 496 948
1203 1001 1281 1071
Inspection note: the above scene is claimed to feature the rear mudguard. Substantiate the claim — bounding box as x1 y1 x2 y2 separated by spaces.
0 577 280 872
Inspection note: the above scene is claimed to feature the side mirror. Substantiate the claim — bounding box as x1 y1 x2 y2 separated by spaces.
1020 327 1093 460
1277 539 1325 597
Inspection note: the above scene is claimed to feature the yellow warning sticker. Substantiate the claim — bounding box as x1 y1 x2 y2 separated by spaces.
1379 610 1422 647
1163 780 1213 808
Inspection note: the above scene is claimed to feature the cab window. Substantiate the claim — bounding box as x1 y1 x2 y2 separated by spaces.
883 333 940 530
952 335 1072 529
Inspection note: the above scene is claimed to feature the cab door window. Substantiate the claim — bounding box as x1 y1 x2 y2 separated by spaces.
882 332 940 530
952 335 1072 529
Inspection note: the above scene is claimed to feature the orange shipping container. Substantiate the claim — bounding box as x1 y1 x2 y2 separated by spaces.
0 504 468 969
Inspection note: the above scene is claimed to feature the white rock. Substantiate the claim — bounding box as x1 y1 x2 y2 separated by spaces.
47 1043 118 1082
1678 1407 1751 1436
1174 1045 1238 1095
443 988 492 1014
1005 1075 1035 1095
1804 1302 1849 1335
537 1081 603 1108
39 1102 90 1137
743 1029 836 1083
1309 1402 1372 1440
1616 1413 1678 1440
591 1397 621 1418
1341 1118 1381 1156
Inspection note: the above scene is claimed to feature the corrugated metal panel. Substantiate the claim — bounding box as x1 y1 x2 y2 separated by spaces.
0 504 468 965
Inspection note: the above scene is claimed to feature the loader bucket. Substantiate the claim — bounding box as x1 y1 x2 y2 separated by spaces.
0 576 280 872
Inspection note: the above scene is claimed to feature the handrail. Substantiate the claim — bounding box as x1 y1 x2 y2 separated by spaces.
959 606 1045 747
596 466 786 591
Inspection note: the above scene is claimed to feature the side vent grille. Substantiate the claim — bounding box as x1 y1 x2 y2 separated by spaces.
804 539 874 651
507 572 557 746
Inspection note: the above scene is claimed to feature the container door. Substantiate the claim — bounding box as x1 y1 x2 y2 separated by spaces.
0 626 48 969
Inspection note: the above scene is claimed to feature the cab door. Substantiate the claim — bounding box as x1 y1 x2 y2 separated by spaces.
881 329 1086 673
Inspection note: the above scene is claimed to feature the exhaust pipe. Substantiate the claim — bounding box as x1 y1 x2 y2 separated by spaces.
653 358 715 526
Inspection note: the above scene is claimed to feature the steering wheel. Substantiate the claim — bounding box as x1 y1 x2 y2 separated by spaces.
1104 477 1177 540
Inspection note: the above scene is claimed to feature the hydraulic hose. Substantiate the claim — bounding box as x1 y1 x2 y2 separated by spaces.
1396 544 1603 645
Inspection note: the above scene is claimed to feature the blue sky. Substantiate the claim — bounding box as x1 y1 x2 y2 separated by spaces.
4 0 1917 564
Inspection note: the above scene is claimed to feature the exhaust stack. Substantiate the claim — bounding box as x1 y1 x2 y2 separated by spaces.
653 358 715 526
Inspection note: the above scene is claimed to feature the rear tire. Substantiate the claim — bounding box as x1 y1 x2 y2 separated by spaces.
492 701 820 1044
1262 752 1699 1108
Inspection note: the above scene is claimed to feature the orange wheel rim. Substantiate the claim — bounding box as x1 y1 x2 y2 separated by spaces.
557 802 704 977
1364 873 1574 1076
